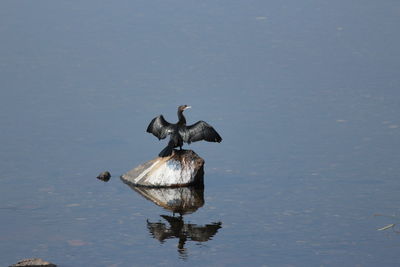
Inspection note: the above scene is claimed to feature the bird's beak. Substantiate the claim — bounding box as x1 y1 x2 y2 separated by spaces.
185 106 191 110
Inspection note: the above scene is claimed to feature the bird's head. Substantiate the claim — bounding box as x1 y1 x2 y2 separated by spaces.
178 105 191 112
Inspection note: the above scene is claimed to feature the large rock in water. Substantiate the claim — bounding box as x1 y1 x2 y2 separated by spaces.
121 149 204 187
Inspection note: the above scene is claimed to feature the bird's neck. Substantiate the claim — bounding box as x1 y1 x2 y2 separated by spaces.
177 110 186 125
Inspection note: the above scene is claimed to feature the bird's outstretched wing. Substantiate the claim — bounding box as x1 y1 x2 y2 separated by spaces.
146 115 173 140
180 121 222 144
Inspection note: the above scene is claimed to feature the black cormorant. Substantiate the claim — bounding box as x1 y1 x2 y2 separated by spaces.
147 105 222 157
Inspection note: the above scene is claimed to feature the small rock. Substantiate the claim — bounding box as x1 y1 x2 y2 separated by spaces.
97 171 111 182
10 258 56 267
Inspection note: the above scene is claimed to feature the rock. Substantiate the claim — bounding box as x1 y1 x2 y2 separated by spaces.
96 171 111 182
121 149 204 187
9 258 56 267
125 184 204 215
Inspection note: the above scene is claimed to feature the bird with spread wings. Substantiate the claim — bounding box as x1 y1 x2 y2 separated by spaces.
147 105 222 157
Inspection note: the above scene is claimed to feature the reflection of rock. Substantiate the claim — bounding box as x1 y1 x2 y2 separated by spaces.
122 171 222 259
123 182 204 215
120 150 204 187
147 215 222 257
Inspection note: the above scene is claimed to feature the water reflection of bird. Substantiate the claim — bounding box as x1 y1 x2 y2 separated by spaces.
147 215 222 259
147 105 222 157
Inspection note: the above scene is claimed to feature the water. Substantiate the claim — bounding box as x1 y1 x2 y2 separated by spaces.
1 1 400 266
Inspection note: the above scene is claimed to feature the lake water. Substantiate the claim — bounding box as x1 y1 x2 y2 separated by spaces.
1 1 400 266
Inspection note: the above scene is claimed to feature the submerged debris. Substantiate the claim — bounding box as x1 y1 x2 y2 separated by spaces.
377 224 396 231
374 213 400 233
96 171 111 182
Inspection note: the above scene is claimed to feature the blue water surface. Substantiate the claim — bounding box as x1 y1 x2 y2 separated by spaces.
1 1 400 266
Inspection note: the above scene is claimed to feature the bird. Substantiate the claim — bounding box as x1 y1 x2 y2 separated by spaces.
146 105 222 157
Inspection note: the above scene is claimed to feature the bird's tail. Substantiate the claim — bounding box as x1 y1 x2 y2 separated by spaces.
158 145 173 157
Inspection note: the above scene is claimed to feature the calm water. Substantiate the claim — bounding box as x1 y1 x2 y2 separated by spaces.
1 1 400 266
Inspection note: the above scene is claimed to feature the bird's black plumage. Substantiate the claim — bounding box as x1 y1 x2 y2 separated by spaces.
147 105 222 157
